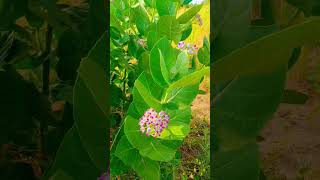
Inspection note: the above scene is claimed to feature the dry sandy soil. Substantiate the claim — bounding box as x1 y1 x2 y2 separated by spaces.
259 47 320 180
191 76 210 125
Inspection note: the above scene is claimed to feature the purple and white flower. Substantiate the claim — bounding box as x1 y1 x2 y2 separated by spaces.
137 39 146 47
177 41 199 55
177 41 185 49
139 108 170 138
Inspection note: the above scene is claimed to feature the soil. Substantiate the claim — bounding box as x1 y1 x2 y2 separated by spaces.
191 76 210 126
259 46 320 180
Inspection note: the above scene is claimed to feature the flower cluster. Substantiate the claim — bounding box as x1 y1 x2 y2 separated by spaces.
139 108 170 138
137 39 146 47
177 41 199 55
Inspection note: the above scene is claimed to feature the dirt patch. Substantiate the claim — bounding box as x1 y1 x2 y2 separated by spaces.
191 76 210 125
259 47 320 179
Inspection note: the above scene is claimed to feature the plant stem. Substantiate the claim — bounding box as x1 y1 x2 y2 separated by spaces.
122 69 127 113
40 24 52 156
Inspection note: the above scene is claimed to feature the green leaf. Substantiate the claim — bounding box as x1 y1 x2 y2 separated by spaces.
182 0 193 5
49 170 74 180
156 0 178 16
157 16 182 43
166 67 209 95
149 37 179 87
147 31 161 50
177 4 202 24
125 114 181 162
213 17 320 83
73 33 107 170
214 66 286 138
110 153 129 176
134 73 162 111
213 143 260 180
213 0 251 60
180 25 192 41
144 0 156 7
139 51 150 73
167 84 199 107
110 12 125 34
135 7 150 35
159 49 171 84
44 126 100 180
115 136 160 180
174 51 189 76
198 48 210 66
158 107 192 140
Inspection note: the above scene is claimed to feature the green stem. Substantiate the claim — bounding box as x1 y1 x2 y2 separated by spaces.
40 24 52 156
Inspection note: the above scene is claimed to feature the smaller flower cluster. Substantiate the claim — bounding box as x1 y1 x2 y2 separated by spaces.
177 41 199 55
139 108 170 138
137 39 146 47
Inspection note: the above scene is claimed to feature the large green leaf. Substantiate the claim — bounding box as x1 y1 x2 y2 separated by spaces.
125 114 181 162
212 0 252 60
166 84 199 107
134 73 162 112
158 107 192 140
157 16 182 43
135 7 150 35
156 0 179 16
147 31 161 50
177 4 202 24
174 51 189 76
180 24 192 41
214 66 287 140
115 136 160 180
73 33 107 170
149 37 179 87
213 143 260 180
44 126 100 180
166 67 209 96
198 37 210 66
213 17 320 83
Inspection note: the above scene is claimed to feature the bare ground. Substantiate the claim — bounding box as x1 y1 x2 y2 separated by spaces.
259 46 320 180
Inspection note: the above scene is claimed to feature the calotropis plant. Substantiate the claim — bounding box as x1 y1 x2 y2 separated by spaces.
108 0 209 179
112 36 209 179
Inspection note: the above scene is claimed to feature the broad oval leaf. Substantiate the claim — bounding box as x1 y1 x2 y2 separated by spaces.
157 16 182 43
44 126 100 180
73 33 107 170
213 143 260 180
156 0 178 16
115 136 160 180
213 17 320 83
149 37 179 87
177 4 203 24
